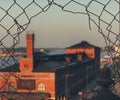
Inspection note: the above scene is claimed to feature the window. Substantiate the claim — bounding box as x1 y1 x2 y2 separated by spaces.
90 53 93 57
38 83 45 92
24 64 28 68
17 79 35 90
9 82 16 92
76 51 79 53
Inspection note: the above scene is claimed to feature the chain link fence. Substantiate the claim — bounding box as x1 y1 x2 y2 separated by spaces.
0 0 120 99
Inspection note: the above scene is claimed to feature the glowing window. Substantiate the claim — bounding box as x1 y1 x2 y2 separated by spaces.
38 83 45 92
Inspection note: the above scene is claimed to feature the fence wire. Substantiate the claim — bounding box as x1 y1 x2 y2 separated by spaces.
0 0 120 99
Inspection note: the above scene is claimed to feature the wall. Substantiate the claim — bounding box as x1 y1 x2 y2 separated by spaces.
0 72 55 100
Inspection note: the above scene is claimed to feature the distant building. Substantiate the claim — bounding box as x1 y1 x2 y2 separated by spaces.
66 41 101 74
0 49 12 57
66 41 100 59
0 35 100 100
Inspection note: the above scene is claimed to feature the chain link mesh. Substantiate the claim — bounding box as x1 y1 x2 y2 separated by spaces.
0 0 120 99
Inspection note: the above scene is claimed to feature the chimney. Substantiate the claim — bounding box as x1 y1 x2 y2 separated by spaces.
26 34 34 58
19 33 34 72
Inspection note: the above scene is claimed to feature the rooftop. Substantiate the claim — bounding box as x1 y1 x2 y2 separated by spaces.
67 41 100 48
0 52 92 72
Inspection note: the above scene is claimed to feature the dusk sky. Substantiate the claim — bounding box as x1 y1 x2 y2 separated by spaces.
0 0 119 48
20 6 105 48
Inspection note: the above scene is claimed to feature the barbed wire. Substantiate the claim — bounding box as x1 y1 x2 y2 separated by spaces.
0 0 120 99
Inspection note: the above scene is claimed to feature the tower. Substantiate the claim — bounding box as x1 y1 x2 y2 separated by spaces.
19 33 34 72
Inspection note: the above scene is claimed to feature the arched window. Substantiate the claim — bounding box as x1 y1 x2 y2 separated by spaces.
38 83 45 92
9 82 16 92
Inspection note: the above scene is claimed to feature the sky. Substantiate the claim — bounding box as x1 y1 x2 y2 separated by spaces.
19 6 105 48
1 0 118 48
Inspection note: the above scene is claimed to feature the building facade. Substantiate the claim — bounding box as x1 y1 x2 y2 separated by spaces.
0 35 100 100
66 41 100 59
66 41 101 75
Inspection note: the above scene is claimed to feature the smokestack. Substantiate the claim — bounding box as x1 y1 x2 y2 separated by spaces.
26 33 34 58
19 33 34 72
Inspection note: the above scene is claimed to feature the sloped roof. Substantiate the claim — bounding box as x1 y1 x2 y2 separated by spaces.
0 53 81 72
0 61 65 72
0 63 20 72
67 41 100 48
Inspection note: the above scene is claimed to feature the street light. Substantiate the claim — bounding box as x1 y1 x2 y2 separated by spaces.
65 74 73 100
78 91 83 100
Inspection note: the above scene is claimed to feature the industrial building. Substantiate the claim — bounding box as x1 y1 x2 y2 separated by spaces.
0 34 100 100
66 40 101 75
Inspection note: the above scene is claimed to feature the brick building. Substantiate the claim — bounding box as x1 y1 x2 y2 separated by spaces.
66 41 100 59
66 41 101 74
0 35 100 100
